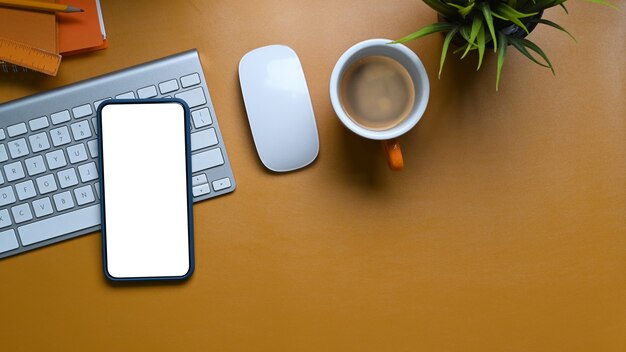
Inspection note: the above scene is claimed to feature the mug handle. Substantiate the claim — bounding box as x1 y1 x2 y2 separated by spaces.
382 139 404 171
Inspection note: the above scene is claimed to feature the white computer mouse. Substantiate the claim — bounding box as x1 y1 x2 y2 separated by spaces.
239 45 319 172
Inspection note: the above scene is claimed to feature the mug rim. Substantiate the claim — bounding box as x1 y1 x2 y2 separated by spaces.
330 38 430 140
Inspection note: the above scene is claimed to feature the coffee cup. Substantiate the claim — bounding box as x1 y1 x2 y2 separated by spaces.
330 39 429 170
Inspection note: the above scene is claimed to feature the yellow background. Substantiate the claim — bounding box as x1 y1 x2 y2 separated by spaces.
1 0 624 351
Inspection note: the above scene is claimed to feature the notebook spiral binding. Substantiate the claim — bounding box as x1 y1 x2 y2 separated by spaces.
1 61 30 73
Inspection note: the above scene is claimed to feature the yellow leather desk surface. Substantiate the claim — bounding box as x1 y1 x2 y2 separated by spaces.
1 1 625 351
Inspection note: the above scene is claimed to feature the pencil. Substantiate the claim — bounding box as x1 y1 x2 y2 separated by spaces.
0 0 83 13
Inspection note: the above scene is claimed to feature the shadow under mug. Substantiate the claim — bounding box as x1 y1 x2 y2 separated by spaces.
329 38 430 170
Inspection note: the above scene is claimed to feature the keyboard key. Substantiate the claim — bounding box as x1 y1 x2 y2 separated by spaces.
28 132 51 152
0 186 17 206
7 122 27 137
25 155 46 176
0 172 3 185
0 209 11 229
78 162 98 182
8 138 29 158
94 98 112 111
191 148 224 172
181 73 201 88
0 144 7 162
11 203 33 223
18 204 100 246
72 103 93 118
192 184 210 197
0 129 5 140
191 128 218 151
91 118 98 135
192 174 208 186
116 91 136 99
15 180 36 201
67 144 88 164
32 197 54 218
36 174 58 194
53 191 75 211
57 168 79 188
137 85 158 98
175 87 207 108
0 229 19 253
51 110 71 125
29 116 49 131
87 139 98 158
70 121 92 141
4 161 25 182
74 185 95 205
192 108 212 128
50 126 71 147
46 150 67 170
159 79 179 94
212 177 232 191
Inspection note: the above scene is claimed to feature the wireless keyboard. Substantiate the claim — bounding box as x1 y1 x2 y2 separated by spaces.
0 49 236 259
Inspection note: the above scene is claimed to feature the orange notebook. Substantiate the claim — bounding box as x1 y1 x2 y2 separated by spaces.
0 0 58 54
57 0 107 55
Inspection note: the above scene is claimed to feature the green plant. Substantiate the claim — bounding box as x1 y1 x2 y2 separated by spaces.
393 0 615 90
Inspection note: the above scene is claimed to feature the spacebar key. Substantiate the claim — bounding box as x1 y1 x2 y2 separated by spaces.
18 205 101 246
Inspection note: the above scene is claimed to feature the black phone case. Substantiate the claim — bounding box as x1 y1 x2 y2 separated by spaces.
97 98 195 282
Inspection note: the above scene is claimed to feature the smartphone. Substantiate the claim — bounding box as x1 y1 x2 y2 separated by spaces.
98 99 194 281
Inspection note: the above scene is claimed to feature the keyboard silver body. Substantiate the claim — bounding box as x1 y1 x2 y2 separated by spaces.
0 49 235 259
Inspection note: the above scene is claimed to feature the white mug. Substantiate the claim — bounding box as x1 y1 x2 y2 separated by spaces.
329 38 430 170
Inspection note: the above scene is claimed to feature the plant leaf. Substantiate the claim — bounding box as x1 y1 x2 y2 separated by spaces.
518 38 556 74
496 32 508 91
462 15 482 58
460 2 476 17
459 25 471 41
479 3 497 51
559 3 569 13
495 3 538 18
476 24 486 70
439 27 460 78
468 14 482 43
457 26 479 54
391 23 457 44
446 1 475 17
494 11 530 34
422 0 461 20
508 36 551 70
453 43 471 55
491 12 510 21
494 3 540 34
530 18 576 42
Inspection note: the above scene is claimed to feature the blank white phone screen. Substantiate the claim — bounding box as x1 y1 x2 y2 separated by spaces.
100 102 191 279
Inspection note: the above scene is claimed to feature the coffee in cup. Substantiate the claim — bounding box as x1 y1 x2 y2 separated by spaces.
340 55 415 131
330 39 429 170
